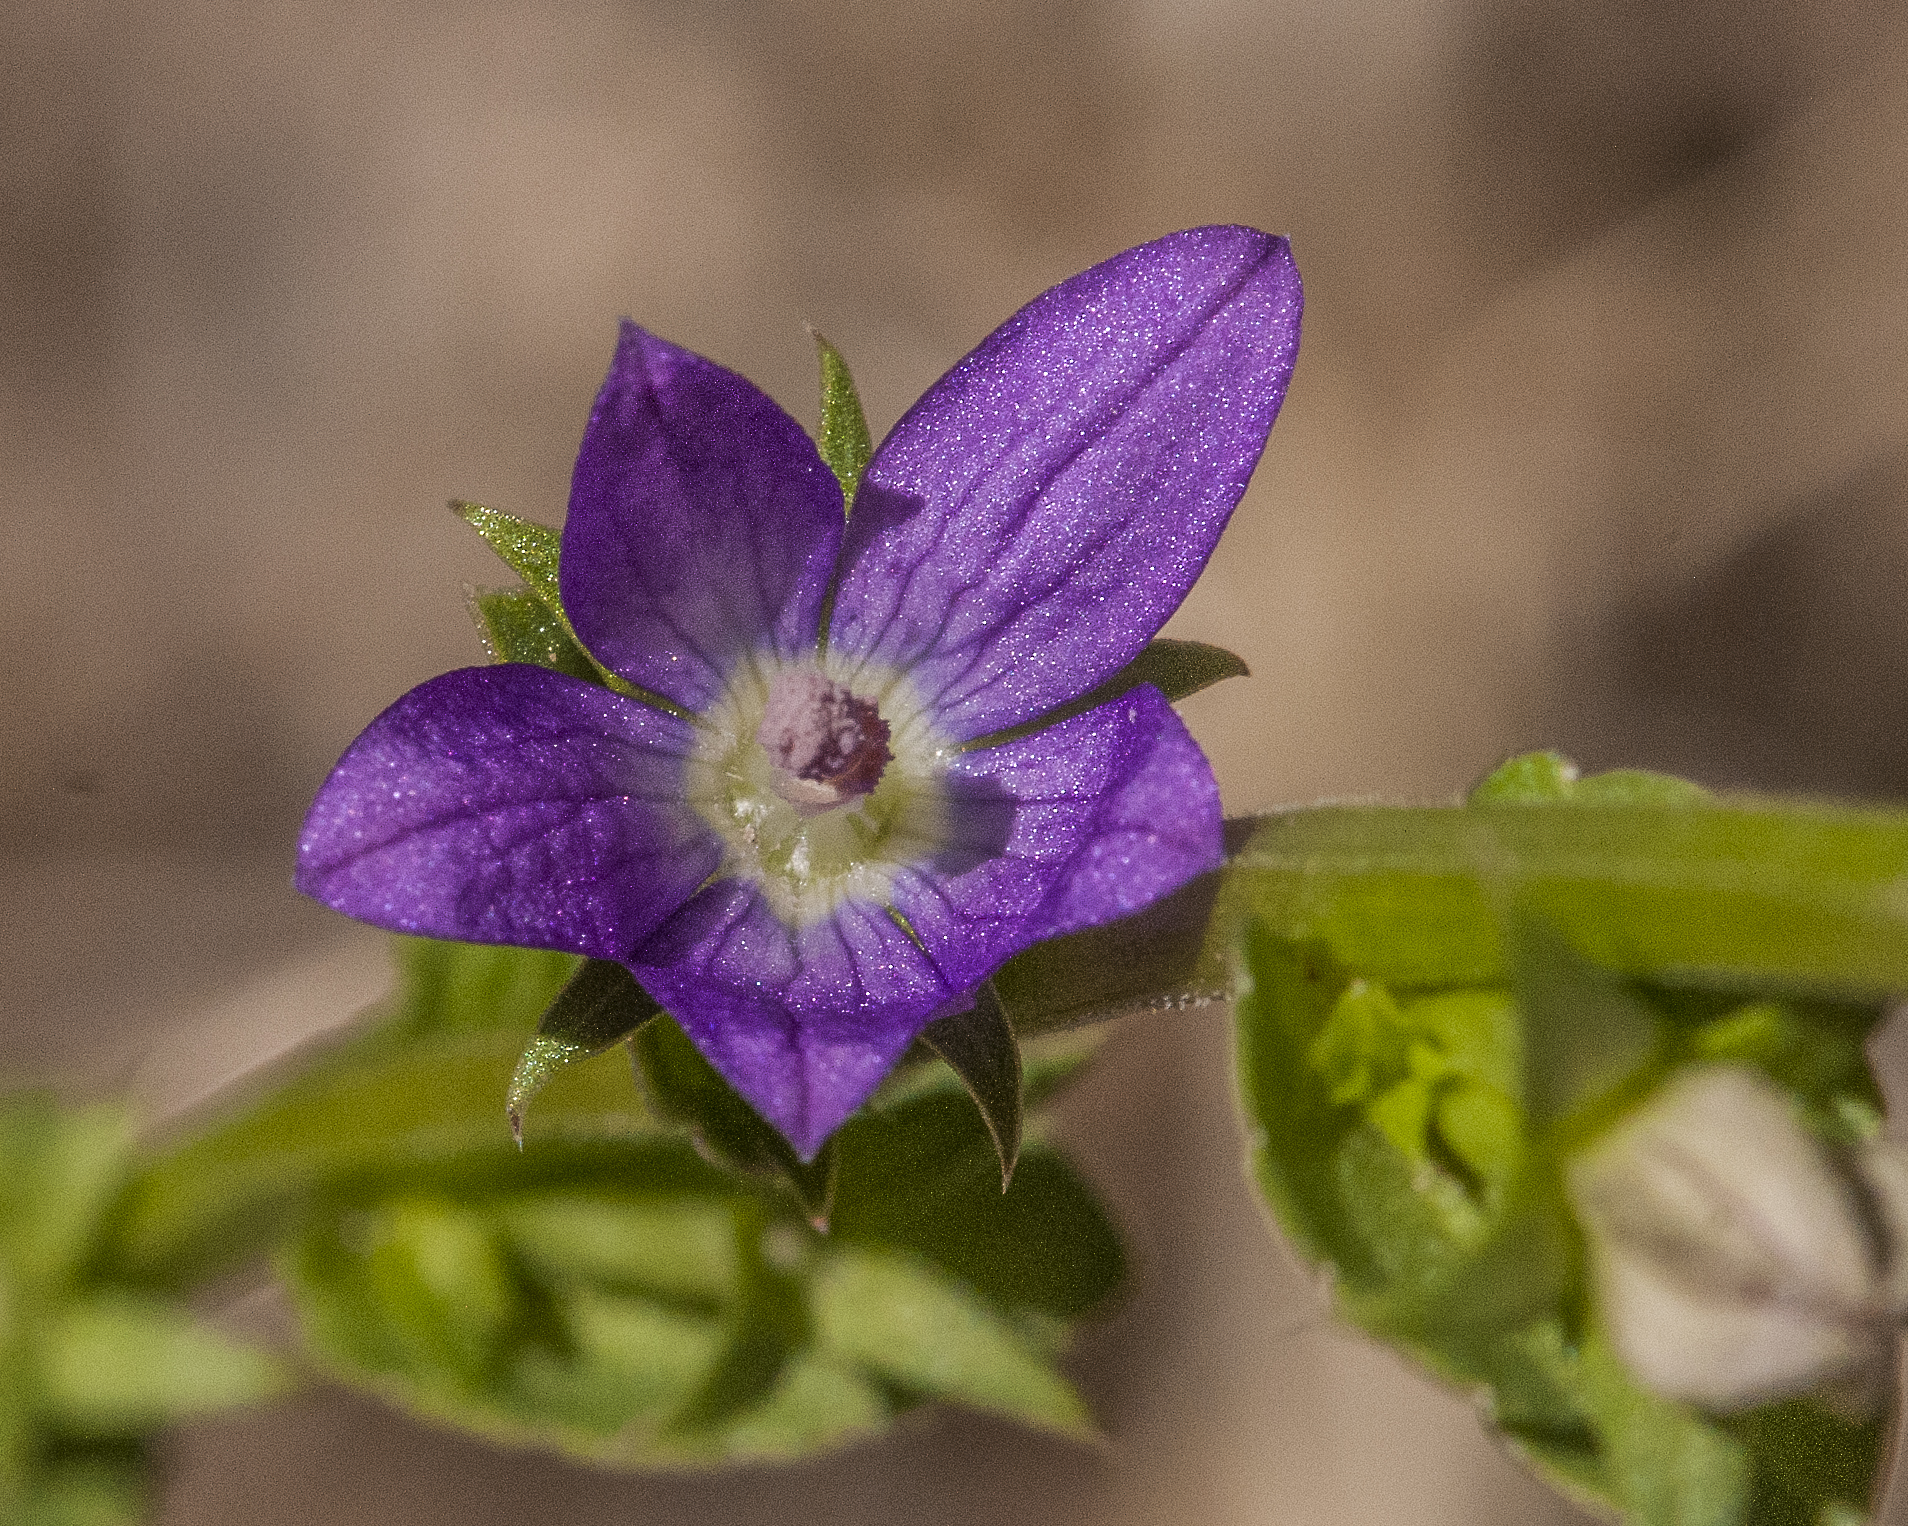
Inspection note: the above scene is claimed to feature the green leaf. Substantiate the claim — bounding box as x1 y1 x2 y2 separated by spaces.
0 1100 133 1288
829 1083 1127 1326
468 587 601 683
920 984 1022 1188
1470 752 1711 807
108 943 653 1285
631 1016 837 1225
811 1247 1094 1439
1578 1335 1751 1526
810 331 873 513
507 960 662 1142
277 1051 1123 1468
37 1295 287 1434
1506 914 1661 1130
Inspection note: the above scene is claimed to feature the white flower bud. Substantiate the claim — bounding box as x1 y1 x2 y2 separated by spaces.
1567 1064 1908 1411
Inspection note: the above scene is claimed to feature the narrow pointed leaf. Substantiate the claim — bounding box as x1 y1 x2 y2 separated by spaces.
811 331 872 513
993 862 1229 1035
468 587 600 684
507 960 663 1142
811 1248 1095 1440
39 1296 289 1433
920 983 1022 1188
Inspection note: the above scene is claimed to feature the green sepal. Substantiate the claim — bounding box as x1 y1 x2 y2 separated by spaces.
453 500 563 606
810 1247 1095 1440
919 983 1022 1189
452 501 688 717
810 331 873 514
994 863 1228 1036
631 1016 838 1226
468 587 600 683
963 638 1250 752
507 960 663 1143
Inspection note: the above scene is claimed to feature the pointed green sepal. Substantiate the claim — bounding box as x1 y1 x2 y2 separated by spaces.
810 331 872 514
962 637 1250 751
508 959 663 1143
469 587 601 683
920 983 1023 1189
453 500 563 606
453 501 689 717
1111 637 1249 704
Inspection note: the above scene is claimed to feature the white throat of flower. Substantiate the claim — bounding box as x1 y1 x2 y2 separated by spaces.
682 652 957 928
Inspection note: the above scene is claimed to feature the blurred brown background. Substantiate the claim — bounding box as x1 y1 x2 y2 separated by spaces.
6 0 1908 1521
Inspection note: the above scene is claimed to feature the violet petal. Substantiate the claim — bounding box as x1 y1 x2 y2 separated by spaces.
891 683 1222 995
828 226 1301 742
630 883 955 1159
296 665 720 958
562 323 845 713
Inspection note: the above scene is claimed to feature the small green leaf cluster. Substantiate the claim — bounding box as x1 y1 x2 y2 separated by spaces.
0 1099 284 1526
1231 754 1902 1526
109 938 1124 1471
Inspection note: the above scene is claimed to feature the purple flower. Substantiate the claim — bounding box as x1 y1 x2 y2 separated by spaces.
297 226 1302 1157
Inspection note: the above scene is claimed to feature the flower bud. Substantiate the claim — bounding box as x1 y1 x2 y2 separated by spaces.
1566 1063 1908 1411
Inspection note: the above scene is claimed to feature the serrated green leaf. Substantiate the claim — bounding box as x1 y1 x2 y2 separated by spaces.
507 959 662 1142
37 1295 287 1434
920 984 1022 1188
468 587 601 683
811 1247 1093 1439
631 1016 836 1224
810 332 872 513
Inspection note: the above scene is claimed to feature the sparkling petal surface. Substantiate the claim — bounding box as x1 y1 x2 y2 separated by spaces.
890 683 1223 995
561 323 845 713
827 226 1302 741
296 665 720 958
629 883 956 1158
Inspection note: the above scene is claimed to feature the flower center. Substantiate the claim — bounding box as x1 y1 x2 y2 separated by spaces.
756 670 894 815
682 654 954 927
